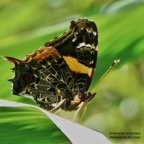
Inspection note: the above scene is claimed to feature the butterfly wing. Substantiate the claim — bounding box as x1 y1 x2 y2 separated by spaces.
4 18 98 110
45 18 98 94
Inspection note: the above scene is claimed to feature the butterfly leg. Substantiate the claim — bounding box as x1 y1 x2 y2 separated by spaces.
73 92 96 122
79 105 87 123
73 101 86 122
50 99 66 112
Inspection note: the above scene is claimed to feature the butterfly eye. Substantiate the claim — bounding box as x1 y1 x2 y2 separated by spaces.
22 72 32 83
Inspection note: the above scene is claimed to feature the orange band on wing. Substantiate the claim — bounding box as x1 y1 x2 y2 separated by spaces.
63 56 90 74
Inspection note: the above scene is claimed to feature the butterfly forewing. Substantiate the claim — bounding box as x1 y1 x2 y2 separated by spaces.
45 18 98 94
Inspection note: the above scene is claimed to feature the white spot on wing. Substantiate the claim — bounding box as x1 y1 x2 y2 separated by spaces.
72 38 76 42
89 60 94 65
96 45 98 51
88 68 93 77
86 44 91 48
77 42 86 48
93 31 97 36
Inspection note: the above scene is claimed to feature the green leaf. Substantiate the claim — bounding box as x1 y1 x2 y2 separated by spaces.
0 100 70 144
0 100 111 144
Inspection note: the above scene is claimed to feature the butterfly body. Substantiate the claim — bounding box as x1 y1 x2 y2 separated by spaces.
4 18 98 111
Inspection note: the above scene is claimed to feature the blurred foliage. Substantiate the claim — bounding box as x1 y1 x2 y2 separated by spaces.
0 0 144 143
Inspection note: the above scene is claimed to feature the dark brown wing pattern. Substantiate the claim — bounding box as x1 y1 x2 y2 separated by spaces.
3 18 98 111
45 18 98 94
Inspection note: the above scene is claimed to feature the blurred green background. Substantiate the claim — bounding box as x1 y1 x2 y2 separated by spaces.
0 0 144 143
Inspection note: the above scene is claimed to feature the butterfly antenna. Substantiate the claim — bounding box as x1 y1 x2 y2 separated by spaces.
90 59 120 93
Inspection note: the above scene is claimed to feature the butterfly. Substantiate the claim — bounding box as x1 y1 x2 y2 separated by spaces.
3 18 98 119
